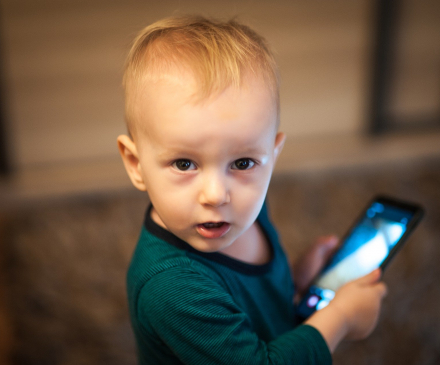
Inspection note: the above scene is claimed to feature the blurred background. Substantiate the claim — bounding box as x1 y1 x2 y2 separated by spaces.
0 0 439 364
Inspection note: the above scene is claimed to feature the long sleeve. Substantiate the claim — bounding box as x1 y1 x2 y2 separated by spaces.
135 264 331 365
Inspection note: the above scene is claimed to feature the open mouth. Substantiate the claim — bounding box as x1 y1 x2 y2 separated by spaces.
196 222 231 239
202 222 226 229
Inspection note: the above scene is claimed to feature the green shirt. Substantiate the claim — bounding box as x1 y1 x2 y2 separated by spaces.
127 203 332 364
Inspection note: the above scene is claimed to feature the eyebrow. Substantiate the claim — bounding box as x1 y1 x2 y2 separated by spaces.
156 146 268 161
229 146 269 155
156 147 198 160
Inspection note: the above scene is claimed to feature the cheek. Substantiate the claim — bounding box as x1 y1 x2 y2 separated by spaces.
145 173 196 217
147 190 191 231
232 170 272 211
144 167 192 197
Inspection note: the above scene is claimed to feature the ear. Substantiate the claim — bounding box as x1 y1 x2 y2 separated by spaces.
117 135 147 191
273 132 286 162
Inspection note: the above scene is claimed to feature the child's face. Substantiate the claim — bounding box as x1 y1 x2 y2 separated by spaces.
120 72 284 253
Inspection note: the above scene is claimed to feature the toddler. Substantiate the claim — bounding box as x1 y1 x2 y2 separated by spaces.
117 15 387 364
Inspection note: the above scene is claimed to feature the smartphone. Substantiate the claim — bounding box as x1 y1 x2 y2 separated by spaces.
297 195 424 319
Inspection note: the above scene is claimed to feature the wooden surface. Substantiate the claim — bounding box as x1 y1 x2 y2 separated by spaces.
1 0 372 168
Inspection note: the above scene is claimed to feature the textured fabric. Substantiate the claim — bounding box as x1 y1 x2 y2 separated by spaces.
127 203 332 364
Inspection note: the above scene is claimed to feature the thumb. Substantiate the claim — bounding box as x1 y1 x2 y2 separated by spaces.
355 268 382 285
317 235 339 250
316 235 339 259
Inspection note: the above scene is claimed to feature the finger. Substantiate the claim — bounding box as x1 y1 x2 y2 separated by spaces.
356 268 382 285
375 282 388 298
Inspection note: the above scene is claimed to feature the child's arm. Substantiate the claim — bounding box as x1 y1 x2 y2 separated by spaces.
139 265 333 364
304 268 387 352
291 237 387 353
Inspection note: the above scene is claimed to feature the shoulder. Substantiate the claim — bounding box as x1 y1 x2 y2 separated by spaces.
127 227 229 309
128 225 223 283
140 262 231 307
136 262 244 331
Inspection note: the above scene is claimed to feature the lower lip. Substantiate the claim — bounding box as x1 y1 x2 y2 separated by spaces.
196 223 231 239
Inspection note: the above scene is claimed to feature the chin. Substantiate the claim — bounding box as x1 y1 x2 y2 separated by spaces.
189 237 233 253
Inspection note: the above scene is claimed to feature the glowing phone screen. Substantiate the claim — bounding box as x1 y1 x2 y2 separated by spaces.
298 200 416 316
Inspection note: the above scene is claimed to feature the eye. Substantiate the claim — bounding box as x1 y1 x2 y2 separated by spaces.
232 158 255 170
172 159 196 171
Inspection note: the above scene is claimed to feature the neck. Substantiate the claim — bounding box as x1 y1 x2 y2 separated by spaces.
220 222 271 265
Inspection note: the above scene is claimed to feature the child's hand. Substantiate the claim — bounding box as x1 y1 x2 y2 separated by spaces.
292 235 339 297
330 268 388 340
305 268 387 352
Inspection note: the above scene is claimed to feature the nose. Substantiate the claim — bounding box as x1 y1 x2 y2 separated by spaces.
199 172 230 207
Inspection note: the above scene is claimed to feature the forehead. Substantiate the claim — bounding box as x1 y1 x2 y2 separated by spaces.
133 72 278 151
129 63 279 130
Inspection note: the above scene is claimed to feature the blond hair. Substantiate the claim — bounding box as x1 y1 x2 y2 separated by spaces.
123 15 279 134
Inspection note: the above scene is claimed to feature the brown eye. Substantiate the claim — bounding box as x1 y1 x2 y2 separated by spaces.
173 159 195 171
232 158 255 170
